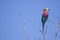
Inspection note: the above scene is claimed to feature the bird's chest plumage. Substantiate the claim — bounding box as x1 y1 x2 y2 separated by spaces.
42 14 48 23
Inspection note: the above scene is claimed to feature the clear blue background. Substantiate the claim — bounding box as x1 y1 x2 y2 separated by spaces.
0 0 60 40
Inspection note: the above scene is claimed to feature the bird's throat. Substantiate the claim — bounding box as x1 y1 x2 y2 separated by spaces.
43 11 48 16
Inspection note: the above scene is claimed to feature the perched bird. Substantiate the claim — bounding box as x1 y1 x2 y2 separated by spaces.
41 8 50 32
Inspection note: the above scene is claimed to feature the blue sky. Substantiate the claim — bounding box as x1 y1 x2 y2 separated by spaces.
0 0 60 40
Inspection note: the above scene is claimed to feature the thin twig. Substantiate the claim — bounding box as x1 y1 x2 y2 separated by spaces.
54 16 60 40
24 20 29 40
54 31 58 40
43 33 46 40
45 25 48 35
43 25 48 40
34 25 41 40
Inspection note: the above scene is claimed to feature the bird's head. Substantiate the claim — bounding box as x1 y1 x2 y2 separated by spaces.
44 8 50 12
43 8 50 16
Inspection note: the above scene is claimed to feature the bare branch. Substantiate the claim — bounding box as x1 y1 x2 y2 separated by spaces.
24 20 29 40
45 25 48 34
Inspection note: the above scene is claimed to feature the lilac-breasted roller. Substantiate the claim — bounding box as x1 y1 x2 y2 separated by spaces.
41 8 50 32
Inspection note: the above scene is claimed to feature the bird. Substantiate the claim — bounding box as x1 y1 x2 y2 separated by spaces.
41 8 50 32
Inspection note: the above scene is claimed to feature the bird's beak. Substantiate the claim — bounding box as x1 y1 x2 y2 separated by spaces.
48 9 50 11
